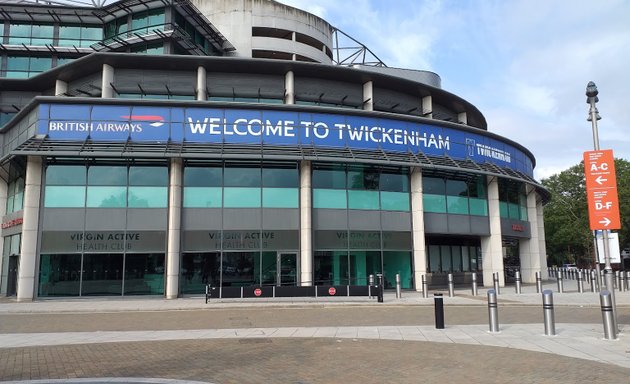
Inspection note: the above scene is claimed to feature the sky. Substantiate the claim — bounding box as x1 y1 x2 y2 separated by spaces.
277 0 630 180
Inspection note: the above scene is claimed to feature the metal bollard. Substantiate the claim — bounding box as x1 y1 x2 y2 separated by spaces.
590 270 596 292
625 271 629 292
577 270 583 293
536 271 542 293
515 270 522 294
422 274 429 298
487 289 499 333
542 290 556 336
557 272 564 293
369 274 374 299
471 272 478 296
600 290 617 340
616 271 621 291
395 273 402 299
493 272 500 295
448 273 455 297
434 293 445 329
377 274 384 303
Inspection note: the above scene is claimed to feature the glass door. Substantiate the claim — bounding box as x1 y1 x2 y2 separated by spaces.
278 252 297 286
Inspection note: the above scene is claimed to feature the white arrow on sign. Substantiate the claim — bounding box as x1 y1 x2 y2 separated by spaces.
599 217 611 226
595 175 608 185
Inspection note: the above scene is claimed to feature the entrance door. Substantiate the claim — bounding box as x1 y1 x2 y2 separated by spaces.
7 256 18 296
278 252 297 286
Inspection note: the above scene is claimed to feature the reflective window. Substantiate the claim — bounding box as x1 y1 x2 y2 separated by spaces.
130 166 168 186
87 186 127 207
348 166 379 190
224 187 261 207
224 165 260 187
6 177 25 214
262 166 298 187
380 191 409 211
59 25 103 47
45 186 86 207
313 189 346 209
128 187 168 207
183 187 222 208
88 166 127 185
348 190 379 210
498 179 527 220
38 254 81 297
423 194 446 213
6 56 51 78
380 171 409 192
262 188 298 208
313 166 346 189
124 253 164 295
184 166 222 187
8 23 53 45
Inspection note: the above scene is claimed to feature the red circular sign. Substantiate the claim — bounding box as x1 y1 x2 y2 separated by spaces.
328 287 336 296
254 288 262 297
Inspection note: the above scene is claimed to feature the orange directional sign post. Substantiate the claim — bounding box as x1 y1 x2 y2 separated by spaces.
583 149 621 230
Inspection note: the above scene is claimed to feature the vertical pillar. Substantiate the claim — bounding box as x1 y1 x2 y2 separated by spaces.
55 80 67 96
481 176 504 287
101 64 114 98
363 81 373 111
166 158 182 299
0 177 7 295
422 95 433 118
17 156 42 302
457 111 467 125
519 185 540 283
285 71 294 104
300 160 312 285
410 167 427 292
196 66 207 101
537 199 549 280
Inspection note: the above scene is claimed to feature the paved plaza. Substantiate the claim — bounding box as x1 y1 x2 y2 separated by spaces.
1 279 630 383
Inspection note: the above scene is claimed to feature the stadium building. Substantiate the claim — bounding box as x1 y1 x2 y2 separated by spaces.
0 0 549 301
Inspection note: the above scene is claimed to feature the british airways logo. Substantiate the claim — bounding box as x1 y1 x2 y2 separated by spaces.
122 115 165 128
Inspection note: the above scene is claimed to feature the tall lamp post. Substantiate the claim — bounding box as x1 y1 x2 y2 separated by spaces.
586 82 616 312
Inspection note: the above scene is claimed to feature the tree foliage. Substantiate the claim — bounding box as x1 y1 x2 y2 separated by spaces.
541 158 630 267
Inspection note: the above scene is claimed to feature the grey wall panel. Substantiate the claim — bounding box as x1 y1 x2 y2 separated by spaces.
223 208 261 230
42 208 85 231
447 215 471 234
85 209 126 230
423 212 448 234
262 208 299 229
380 212 412 231
313 209 347 230
348 210 381 230
126 209 167 230
469 216 490 236
182 208 222 230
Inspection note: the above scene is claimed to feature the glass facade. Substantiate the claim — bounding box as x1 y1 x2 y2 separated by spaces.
426 239 481 273
313 164 410 211
498 179 528 220
423 175 488 216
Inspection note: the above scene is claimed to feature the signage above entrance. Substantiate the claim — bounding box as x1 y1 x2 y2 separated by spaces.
584 149 621 230
37 103 534 176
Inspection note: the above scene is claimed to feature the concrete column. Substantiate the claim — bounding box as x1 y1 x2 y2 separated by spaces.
166 158 182 299
55 80 67 96
481 176 504 287
196 66 207 101
457 111 468 125
17 156 42 302
363 81 373 111
285 71 294 104
299 160 312 285
519 185 540 283
101 64 114 98
410 167 427 292
537 199 549 280
421 95 432 118
0 178 7 295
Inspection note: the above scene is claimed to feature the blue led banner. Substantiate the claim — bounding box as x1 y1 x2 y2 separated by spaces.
37 104 533 176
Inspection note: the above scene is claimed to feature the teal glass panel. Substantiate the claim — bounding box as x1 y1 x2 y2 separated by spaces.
88 166 127 185
313 189 346 209
29 57 52 73
422 177 445 194
262 188 298 208
46 165 86 185
124 253 165 295
58 25 81 46
380 171 409 192
131 13 149 32
380 191 409 211
348 190 379 210
183 187 222 207
446 195 469 214
224 166 260 187
499 201 509 218
6 56 28 71
44 186 85 207
446 179 468 197
469 198 488 216
30 24 54 45
468 176 487 198
184 167 222 187
520 205 528 220
262 166 298 187
38 254 81 297
128 187 167 207
56 58 74 67
508 203 520 219
82 26 103 44
348 166 379 190
9 24 31 45
383 251 413 289
148 9 165 27
223 187 261 207
312 167 346 189
86 186 127 207
129 166 167 186
423 194 446 213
